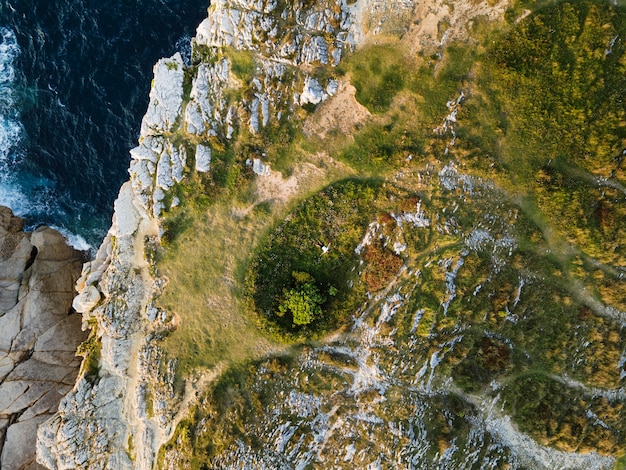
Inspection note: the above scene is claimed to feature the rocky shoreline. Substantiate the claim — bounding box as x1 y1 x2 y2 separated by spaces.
0 206 87 469
33 1 364 467
2 0 621 468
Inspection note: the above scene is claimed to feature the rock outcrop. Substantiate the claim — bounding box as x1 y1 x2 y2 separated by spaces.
0 206 87 470
36 182 167 469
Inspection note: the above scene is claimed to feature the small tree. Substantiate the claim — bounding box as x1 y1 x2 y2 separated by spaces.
278 272 325 326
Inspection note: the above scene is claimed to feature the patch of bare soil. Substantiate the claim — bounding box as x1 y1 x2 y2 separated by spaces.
302 81 371 141
256 160 326 205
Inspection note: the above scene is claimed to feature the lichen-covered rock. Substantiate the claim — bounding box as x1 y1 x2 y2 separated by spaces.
0 206 86 470
140 53 185 136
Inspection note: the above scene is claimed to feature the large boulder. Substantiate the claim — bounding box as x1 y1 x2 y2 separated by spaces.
0 207 87 470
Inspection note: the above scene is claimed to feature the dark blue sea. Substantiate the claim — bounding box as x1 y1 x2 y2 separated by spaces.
0 0 209 249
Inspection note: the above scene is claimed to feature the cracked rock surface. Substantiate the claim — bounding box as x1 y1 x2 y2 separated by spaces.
0 206 87 470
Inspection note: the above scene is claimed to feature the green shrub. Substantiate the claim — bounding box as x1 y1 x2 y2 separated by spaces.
278 272 325 326
481 0 626 175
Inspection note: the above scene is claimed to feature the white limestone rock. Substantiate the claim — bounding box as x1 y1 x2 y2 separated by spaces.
72 285 101 314
128 158 155 211
247 158 271 176
326 78 339 96
153 188 165 218
140 53 185 136
300 76 327 105
299 35 329 65
259 93 270 127
170 144 187 184
249 96 260 132
155 146 174 192
195 144 212 172
185 102 206 135
113 183 141 238
185 60 230 137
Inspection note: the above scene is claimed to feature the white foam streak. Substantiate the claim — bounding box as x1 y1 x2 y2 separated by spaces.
48 225 93 252
0 26 25 212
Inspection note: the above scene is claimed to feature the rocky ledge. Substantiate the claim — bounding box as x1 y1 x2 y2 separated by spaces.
0 206 87 470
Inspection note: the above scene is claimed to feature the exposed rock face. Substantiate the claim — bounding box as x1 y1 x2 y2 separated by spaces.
36 183 167 470
0 206 87 470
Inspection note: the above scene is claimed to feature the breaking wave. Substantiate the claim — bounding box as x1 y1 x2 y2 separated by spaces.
0 0 209 249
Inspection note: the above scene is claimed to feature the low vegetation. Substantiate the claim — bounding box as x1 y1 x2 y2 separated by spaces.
156 0 626 465
248 179 421 338
156 174 276 378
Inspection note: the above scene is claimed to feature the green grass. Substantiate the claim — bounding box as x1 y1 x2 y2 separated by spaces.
248 178 392 337
471 0 626 178
75 323 102 383
339 42 411 114
223 47 256 83
156 181 278 378
333 41 477 173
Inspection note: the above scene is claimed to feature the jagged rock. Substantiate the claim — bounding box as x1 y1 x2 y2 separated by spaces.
140 53 185 136
37 186 164 468
299 35 329 64
300 76 327 105
184 60 230 137
195 0 350 66
0 206 86 470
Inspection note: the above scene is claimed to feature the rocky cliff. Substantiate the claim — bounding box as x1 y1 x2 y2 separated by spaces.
0 206 87 470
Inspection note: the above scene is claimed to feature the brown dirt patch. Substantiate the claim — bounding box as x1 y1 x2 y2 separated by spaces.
302 81 371 141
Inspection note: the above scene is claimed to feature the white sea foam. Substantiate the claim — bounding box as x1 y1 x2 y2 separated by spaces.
48 225 92 252
0 27 91 253
0 28 19 86
0 26 25 212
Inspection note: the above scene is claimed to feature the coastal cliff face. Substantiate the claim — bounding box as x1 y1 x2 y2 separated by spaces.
36 1 365 468
36 0 626 468
0 206 87 470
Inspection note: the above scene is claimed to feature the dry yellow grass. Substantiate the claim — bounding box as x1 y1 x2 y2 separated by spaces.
157 199 278 374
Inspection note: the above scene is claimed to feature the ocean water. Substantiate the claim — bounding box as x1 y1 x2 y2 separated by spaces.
0 0 209 249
